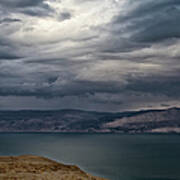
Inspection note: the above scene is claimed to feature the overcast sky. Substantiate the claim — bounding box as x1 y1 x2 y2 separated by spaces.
0 0 180 111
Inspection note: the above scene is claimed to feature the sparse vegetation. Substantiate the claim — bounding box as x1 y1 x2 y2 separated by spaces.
0 155 106 180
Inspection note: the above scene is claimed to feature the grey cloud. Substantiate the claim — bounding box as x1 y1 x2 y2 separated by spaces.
0 0 53 17
111 0 180 44
0 51 21 60
0 18 21 24
0 0 180 111
0 72 124 98
20 6 52 17
0 38 22 60
97 0 180 57
125 73 180 98
59 12 72 21
99 36 149 53
1 56 180 100
0 0 44 8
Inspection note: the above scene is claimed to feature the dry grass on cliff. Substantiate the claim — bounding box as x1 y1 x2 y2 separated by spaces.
0 155 106 180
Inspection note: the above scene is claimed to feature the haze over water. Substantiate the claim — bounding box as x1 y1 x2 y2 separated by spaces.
0 133 180 180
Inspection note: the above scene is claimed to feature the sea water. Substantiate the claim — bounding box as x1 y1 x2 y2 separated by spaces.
0 133 180 180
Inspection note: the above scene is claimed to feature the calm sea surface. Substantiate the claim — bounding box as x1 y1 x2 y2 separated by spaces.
0 133 180 180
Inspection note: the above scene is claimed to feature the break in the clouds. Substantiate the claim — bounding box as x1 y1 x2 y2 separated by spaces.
0 0 180 111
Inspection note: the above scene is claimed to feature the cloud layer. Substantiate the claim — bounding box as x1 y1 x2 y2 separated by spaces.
0 0 180 111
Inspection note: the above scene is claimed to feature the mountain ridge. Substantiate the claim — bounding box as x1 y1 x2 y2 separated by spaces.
0 107 180 133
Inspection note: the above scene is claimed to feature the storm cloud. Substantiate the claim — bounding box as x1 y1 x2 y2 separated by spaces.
0 0 53 17
0 0 180 111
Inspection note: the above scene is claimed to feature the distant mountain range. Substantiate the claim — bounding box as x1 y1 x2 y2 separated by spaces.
0 107 180 133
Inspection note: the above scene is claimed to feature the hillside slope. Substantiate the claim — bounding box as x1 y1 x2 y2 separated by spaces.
0 108 180 133
103 108 180 133
0 155 106 180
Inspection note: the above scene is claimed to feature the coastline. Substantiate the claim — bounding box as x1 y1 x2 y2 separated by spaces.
0 155 107 180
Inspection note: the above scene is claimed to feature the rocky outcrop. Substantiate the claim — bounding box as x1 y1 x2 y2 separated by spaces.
0 155 106 180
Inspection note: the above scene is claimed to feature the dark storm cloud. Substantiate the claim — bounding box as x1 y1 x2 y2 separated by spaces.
0 0 44 8
125 74 180 98
112 0 180 44
100 0 180 55
0 0 53 17
100 0 180 102
0 0 180 111
20 6 52 17
0 18 21 24
0 68 124 98
0 38 22 60
0 51 21 60
100 36 149 53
